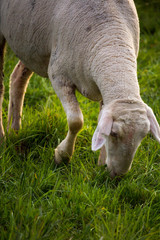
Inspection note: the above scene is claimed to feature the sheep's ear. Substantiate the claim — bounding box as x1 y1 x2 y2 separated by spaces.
146 105 160 143
92 110 113 151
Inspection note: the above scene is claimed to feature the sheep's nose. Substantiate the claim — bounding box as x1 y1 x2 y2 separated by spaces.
110 169 118 179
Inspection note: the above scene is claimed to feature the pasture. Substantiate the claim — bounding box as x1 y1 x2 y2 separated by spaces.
0 1 160 239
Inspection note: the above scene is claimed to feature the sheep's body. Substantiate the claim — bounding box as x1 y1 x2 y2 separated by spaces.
0 0 159 177
1 0 139 101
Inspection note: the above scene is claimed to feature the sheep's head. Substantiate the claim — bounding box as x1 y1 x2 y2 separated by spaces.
92 100 160 178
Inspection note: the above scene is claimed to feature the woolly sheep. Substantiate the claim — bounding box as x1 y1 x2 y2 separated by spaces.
0 0 159 178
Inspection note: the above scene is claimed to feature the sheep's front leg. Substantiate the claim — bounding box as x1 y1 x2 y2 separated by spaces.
8 61 33 131
98 101 107 166
49 75 84 164
98 145 106 165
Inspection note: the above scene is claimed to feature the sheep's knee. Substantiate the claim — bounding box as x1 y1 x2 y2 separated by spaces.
68 115 84 134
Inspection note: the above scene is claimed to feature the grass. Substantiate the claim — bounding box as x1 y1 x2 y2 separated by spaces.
0 1 160 239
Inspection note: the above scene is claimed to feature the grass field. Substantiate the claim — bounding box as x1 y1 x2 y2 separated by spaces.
0 1 160 239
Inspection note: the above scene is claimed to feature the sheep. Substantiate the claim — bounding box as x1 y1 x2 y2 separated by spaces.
0 0 159 178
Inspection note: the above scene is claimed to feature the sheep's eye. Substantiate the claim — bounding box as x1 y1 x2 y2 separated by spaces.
110 131 118 138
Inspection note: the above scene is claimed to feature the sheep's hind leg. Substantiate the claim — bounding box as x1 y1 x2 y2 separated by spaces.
49 75 84 164
0 37 6 141
7 61 33 131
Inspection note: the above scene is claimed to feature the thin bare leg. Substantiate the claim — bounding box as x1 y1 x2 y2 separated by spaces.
98 145 107 165
98 101 107 165
8 61 33 131
49 73 84 164
0 37 6 140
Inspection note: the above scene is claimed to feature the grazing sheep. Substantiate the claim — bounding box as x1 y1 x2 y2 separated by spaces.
0 0 159 177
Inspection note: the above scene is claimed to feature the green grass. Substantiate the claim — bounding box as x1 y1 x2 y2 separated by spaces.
0 1 160 239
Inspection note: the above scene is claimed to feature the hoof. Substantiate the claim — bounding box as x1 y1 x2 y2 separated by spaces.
54 148 71 165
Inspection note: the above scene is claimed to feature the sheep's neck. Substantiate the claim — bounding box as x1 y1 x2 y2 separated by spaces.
97 65 141 104
90 48 141 104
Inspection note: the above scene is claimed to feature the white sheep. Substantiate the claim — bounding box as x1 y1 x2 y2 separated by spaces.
0 0 159 177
